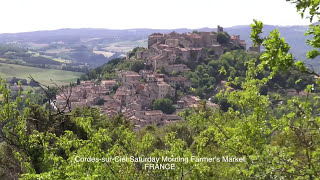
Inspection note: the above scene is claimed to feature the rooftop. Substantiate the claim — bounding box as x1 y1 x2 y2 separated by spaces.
145 110 163 116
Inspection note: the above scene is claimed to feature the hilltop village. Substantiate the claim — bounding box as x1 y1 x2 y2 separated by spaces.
55 26 259 129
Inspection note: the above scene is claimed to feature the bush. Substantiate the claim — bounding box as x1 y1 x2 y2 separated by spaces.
217 32 230 45
130 60 145 72
153 98 176 114
95 99 105 106
259 85 269 95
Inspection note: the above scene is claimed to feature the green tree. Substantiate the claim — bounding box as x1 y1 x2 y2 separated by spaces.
192 30 200 35
76 78 80 85
88 69 97 79
80 74 88 81
259 84 268 95
152 98 176 114
217 32 230 45
130 60 145 72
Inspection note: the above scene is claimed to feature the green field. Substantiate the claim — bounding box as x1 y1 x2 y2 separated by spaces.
0 63 83 86
27 51 73 64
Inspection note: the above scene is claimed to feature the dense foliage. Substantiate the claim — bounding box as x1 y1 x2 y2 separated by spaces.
152 98 176 114
81 57 146 81
184 50 257 98
217 32 230 45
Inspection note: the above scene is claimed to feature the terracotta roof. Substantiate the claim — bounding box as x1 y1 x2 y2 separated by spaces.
155 73 165 77
190 48 202 51
206 102 218 108
190 96 201 102
178 48 188 52
181 95 201 103
126 74 141 77
136 84 146 91
122 71 139 75
164 115 181 120
159 44 169 48
188 34 201 38
101 80 116 85
157 82 170 87
230 35 239 40
145 110 163 116
139 70 153 74
115 90 128 96
151 55 166 61
163 48 174 52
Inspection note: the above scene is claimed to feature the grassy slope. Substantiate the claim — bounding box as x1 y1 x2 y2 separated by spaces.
0 63 83 86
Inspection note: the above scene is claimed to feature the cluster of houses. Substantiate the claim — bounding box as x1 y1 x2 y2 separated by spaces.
56 27 254 129
133 26 258 74
55 70 210 129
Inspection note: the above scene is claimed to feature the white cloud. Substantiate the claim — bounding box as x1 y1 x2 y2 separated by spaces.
0 0 312 33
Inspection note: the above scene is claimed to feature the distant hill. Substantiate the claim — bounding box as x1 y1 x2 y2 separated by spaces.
224 25 320 70
0 25 317 69
0 28 190 44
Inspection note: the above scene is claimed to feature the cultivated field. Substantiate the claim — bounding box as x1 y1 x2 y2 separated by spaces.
103 39 147 52
93 50 114 57
45 48 73 54
27 42 50 49
28 51 72 64
0 63 83 86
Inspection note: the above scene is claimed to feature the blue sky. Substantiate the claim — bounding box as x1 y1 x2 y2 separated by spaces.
0 0 312 33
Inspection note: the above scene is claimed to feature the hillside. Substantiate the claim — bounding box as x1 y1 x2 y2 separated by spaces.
0 25 317 69
1 23 320 179
0 63 83 86
70 29 317 132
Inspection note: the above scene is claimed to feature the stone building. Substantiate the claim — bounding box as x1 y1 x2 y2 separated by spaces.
165 64 188 74
148 33 166 48
217 25 224 33
248 45 261 53
166 76 191 88
101 80 116 90
118 71 141 85
136 48 152 60
139 70 153 79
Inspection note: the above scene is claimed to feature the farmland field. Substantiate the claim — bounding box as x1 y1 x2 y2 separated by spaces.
45 48 73 54
0 63 83 86
93 50 114 57
103 39 147 52
27 42 50 49
27 51 72 64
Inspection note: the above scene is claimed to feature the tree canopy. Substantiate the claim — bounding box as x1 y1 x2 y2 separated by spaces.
153 98 176 114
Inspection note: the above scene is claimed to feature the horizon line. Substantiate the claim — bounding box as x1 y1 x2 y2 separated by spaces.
0 24 312 35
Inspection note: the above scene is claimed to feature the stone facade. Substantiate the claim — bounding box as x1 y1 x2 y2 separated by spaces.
165 64 188 73
248 45 261 53
166 76 191 88
101 80 116 90
217 25 224 33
